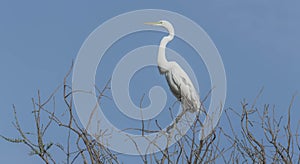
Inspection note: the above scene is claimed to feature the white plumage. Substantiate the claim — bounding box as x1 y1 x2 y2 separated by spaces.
145 20 201 113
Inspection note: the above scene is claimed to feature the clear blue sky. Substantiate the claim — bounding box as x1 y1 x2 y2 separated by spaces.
0 1 299 163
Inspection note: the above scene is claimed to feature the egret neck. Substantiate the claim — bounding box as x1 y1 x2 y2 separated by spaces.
158 29 174 74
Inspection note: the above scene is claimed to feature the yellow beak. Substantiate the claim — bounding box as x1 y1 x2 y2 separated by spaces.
144 22 161 25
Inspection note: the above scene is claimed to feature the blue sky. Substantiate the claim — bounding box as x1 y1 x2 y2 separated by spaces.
0 1 299 163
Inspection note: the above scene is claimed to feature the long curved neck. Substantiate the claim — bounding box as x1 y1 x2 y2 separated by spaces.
158 33 174 73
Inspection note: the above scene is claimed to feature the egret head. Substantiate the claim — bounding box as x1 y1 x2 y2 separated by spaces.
145 20 174 36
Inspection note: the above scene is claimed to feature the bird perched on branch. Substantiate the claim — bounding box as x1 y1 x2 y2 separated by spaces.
145 20 201 113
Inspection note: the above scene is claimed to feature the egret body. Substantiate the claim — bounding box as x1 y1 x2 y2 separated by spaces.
145 20 201 113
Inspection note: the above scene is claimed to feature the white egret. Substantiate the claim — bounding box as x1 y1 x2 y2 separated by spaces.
145 20 201 113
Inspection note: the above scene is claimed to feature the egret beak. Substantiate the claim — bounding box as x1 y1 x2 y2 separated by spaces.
144 22 161 26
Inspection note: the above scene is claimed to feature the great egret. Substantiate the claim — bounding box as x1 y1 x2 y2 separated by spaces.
145 20 201 113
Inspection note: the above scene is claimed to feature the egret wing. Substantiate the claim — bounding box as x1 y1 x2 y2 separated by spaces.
170 63 201 112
